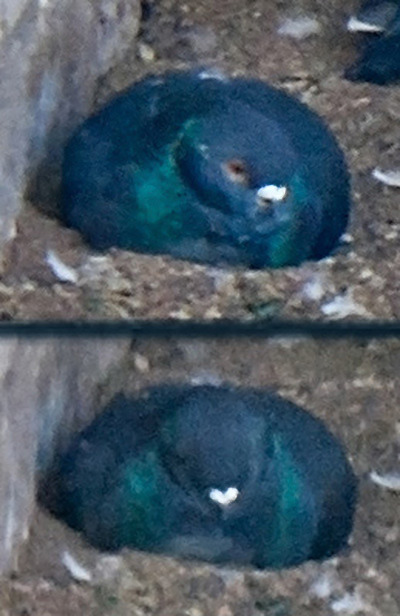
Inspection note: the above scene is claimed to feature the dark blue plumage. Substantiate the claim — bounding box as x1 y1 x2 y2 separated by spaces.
45 385 357 569
61 70 351 268
346 1 400 84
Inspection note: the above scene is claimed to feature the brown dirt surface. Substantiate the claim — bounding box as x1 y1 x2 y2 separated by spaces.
4 337 400 615
2 0 399 322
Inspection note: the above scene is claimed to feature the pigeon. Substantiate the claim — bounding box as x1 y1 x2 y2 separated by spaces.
346 0 400 84
44 384 357 569
61 70 351 268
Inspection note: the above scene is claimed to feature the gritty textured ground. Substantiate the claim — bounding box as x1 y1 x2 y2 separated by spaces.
1 0 399 321
2 337 400 615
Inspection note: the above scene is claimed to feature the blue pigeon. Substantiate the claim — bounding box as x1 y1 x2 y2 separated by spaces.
346 0 400 84
45 384 357 569
61 70 351 268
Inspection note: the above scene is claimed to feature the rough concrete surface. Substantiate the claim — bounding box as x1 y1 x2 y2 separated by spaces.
0 337 130 574
0 337 398 616
0 0 398 321
0 0 140 247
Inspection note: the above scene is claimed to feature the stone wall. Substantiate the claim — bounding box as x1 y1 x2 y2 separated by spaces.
0 0 141 244
0 0 141 575
0 337 130 574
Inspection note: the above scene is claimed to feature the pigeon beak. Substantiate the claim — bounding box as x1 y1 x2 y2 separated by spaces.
209 487 240 507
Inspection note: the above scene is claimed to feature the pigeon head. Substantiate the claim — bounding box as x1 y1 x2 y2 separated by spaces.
158 387 267 511
173 103 316 267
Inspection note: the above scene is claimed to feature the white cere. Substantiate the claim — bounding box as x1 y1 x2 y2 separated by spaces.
257 184 287 206
209 487 239 506
347 16 385 32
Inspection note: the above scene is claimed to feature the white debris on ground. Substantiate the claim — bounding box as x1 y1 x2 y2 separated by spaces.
370 470 400 491
302 273 328 302
94 555 124 584
138 42 156 62
321 291 370 318
78 254 129 293
207 268 236 293
278 16 321 39
78 255 113 280
61 550 92 582
372 168 400 188
330 591 368 614
309 568 342 599
45 250 78 283
133 352 150 373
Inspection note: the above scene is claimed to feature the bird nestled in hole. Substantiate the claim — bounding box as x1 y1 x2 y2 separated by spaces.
43 384 357 569
61 70 351 269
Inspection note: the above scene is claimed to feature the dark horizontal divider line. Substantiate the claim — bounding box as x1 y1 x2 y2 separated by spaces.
0 320 399 337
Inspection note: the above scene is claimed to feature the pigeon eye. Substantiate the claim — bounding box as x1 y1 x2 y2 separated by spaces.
256 184 288 209
222 159 250 186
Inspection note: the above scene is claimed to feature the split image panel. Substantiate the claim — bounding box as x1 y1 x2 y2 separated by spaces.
1 0 399 323
0 336 399 615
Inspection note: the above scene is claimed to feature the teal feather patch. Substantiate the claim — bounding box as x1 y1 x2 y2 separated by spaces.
268 434 316 567
119 451 167 549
